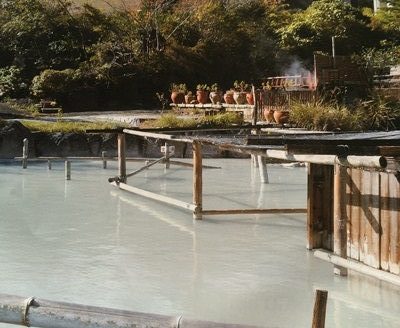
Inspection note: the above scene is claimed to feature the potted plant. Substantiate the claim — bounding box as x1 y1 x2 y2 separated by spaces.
196 84 210 104
170 83 187 104
233 80 249 105
209 83 223 104
185 91 197 104
273 110 290 124
223 89 235 104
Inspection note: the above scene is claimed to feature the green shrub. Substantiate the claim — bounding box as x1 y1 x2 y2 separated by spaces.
357 94 400 130
289 100 361 131
0 66 25 98
142 112 244 129
20 120 121 133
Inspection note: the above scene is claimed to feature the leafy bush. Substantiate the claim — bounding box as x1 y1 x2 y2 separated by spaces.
0 66 25 98
289 100 361 131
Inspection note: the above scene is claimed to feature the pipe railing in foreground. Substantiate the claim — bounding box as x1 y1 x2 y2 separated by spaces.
0 294 264 328
0 292 328 328
215 144 388 170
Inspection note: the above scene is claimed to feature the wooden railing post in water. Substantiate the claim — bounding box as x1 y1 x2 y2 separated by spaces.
118 134 127 183
257 156 269 184
164 142 170 169
311 289 328 328
251 86 259 169
65 161 71 180
193 141 203 220
22 138 28 169
102 151 107 169
333 161 348 276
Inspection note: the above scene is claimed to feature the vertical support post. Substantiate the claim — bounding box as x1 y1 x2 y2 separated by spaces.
65 161 71 180
312 289 328 328
257 156 269 184
22 138 28 169
307 163 320 250
333 162 348 276
47 160 52 170
332 36 336 69
251 85 258 126
251 86 260 168
193 141 203 220
118 133 126 183
102 151 107 169
164 142 170 169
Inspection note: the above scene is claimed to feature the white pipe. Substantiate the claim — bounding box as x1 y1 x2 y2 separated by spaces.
0 294 263 328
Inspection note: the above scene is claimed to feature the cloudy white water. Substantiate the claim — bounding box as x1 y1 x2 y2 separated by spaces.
1 159 400 328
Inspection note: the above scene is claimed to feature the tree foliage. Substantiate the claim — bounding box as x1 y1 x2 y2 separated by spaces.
0 0 395 111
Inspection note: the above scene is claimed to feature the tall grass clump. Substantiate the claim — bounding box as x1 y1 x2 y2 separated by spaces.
289 100 362 131
21 120 122 133
357 94 400 131
142 112 244 129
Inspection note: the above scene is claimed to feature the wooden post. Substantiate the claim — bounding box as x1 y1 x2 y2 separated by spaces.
65 161 71 180
251 85 258 126
22 138 28 169
257 156 269 183
164 142 170 169
118 134 126 183
311 289 328 328
333 162 348 276
102 151 107 169
193 141 203 220
251 86 259 169
47 160 52 170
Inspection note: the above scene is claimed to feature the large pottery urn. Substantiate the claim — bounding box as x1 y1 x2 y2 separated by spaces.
171 91 185 104
196 90 209 104
209 91 223 104
273 110 289 124
233 91 247 105
263 107 274 123
185 93 196 104
223 92 235 104
246 92 254 105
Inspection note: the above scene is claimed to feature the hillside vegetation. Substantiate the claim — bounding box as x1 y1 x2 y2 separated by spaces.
0 0 398 112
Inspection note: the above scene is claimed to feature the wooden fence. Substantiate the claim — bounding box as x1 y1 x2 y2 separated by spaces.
260 89 315 112
308 165 400 276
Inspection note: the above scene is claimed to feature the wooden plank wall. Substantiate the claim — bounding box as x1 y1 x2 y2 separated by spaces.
307 164 334 250
344 169 400 274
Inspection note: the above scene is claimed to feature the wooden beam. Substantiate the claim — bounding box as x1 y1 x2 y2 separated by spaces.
314 249 400 287
193 141 203 220
125 157 165 179
202 208 307 215
123 129 193 143
22 138 28 169
311 290 328 328
111 182 196 212
118 134 127 183
333 163 348 276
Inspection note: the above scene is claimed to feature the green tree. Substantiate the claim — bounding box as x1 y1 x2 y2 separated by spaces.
279 0 378 59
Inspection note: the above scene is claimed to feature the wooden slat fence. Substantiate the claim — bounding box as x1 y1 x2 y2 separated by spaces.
345 169 400 274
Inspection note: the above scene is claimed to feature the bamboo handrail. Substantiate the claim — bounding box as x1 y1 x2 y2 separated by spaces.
0 293 264 328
